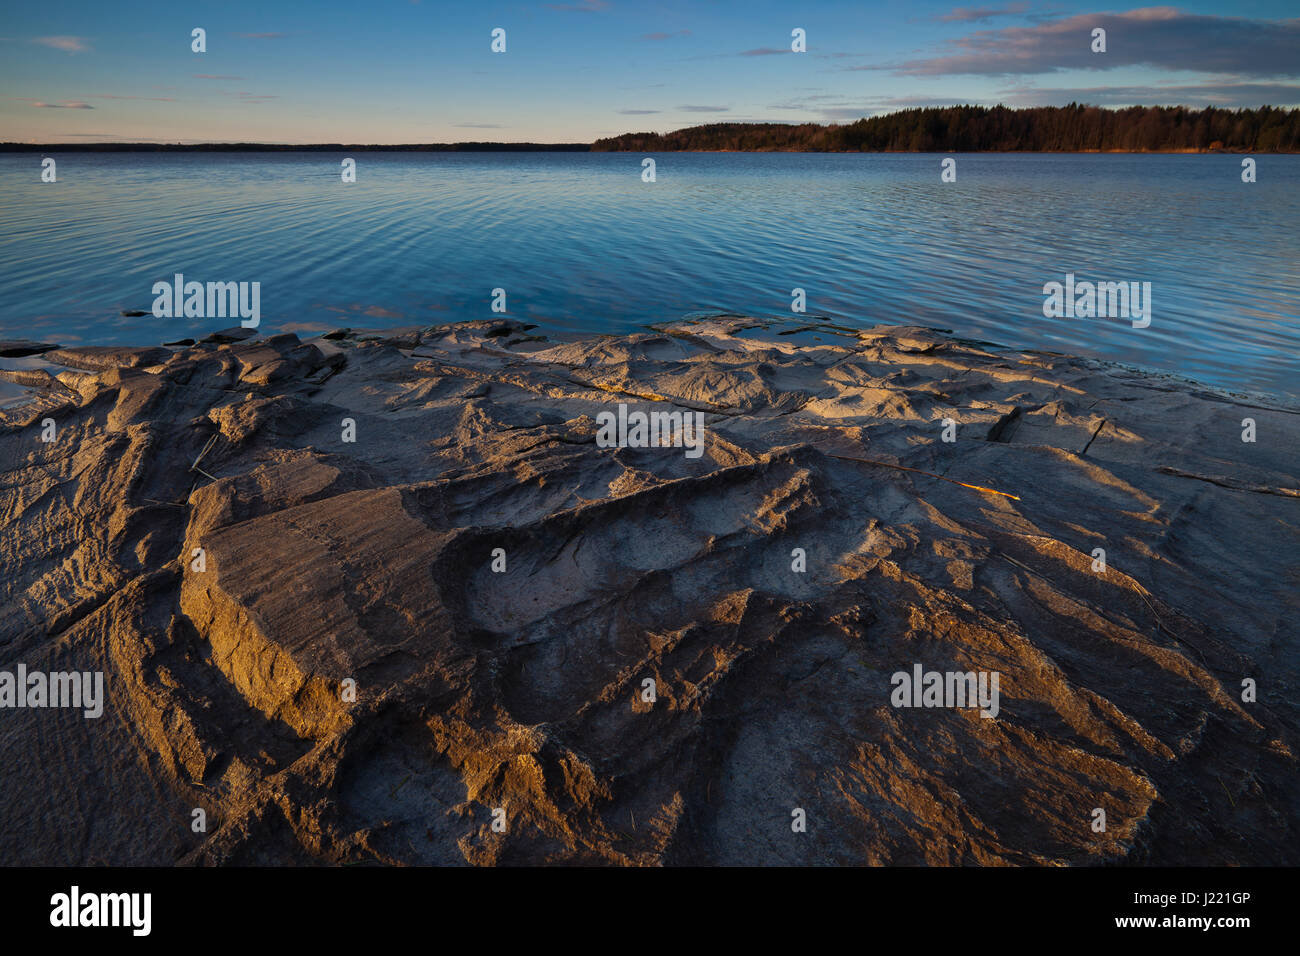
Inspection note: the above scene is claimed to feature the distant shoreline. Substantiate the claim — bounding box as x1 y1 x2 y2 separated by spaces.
2 144 1292 154
0 142 592 153
7 104 1299 153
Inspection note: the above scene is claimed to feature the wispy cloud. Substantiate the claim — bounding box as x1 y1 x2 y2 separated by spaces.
452 122 504 128
211 90 278 104
817 98 963 120
545 0 609 11
935 4 1028 23
880 9 1300 77
767 93 985 122
739 47 785 57
642 30 690 41
775 79 1300 120
33 36 90 53
1000 82 1300 108
678 104 729 112
29 101 94 109
617 108 660 114
89 94 177 102
59 133 179 141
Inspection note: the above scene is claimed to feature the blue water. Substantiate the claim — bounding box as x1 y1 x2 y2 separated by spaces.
1 151 1296 398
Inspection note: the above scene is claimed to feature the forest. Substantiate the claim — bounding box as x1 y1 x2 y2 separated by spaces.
591 105 1300 152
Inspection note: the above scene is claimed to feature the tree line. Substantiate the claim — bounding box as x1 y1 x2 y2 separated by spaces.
591 105 1300 152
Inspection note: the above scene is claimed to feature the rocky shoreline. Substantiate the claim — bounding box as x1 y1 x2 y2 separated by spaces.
1 317 1297 865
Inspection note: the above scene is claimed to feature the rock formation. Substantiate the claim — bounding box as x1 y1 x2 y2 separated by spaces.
1 318 1296 865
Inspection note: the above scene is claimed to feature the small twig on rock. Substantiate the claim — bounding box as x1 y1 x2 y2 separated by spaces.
826 452 1021 500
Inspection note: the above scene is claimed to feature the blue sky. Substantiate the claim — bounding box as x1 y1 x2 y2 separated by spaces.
3 1 1297 143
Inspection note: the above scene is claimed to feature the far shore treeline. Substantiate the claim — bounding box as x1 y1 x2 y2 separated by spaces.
4 105 1298 153
596 105 1300 153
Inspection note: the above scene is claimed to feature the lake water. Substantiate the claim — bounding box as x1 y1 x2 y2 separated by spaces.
1 151 1296 399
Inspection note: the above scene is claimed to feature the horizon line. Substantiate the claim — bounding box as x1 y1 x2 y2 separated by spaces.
9 103 1297 150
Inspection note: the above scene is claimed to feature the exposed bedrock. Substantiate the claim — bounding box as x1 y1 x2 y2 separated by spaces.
1 318 1296 865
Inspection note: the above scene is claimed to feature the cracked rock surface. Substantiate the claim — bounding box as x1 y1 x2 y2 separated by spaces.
1 318 1297 865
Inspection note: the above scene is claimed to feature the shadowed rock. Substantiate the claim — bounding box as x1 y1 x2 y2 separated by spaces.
0 341 61 358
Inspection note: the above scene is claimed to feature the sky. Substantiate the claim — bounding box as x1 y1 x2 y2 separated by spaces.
2 1 1297 143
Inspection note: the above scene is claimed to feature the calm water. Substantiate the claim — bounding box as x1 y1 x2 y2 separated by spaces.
1 152 1297 398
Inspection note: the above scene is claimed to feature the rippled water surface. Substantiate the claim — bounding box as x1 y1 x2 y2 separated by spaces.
1 151 1296 397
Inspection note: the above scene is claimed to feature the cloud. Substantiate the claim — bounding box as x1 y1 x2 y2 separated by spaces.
868 95 986 108
30 101 94 109
90 94 176 101
714 117 798 125
212 91 278 103
678 104 729 112
777 80 1300 122
194 74 243 80
33 36 90 53
545 0 609 11
739 47 786 56
1000 82 1300 108
936 4 1028 23
617 109 660 114
642 30 690 41
815 99 972 121
57 133 174 141
767 93 997 122
817 107 875 120
880 8 1300 77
